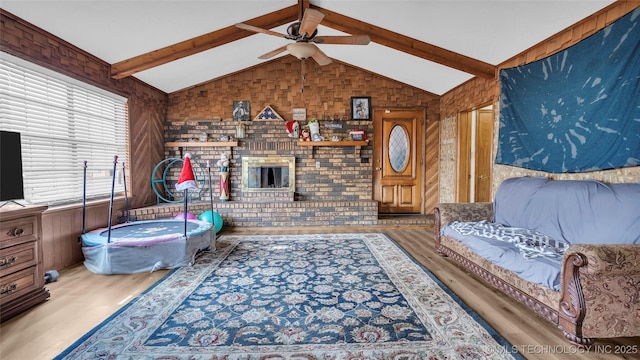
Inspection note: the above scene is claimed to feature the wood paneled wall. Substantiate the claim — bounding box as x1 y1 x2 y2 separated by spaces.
168 57 440 122
127 96 167 208
1 10 168 270
440 1 640 120
40 199 125 271
438 1 640 202
0 10 168 210
423 119 440 213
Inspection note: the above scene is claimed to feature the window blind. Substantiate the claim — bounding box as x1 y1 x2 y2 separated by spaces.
0 52 128 205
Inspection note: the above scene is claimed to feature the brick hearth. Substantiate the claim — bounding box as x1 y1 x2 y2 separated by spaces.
123 200 379 227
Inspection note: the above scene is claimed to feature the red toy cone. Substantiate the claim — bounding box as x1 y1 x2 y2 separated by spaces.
175 153 198 191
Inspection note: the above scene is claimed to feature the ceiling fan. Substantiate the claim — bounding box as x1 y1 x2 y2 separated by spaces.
235 6 371 66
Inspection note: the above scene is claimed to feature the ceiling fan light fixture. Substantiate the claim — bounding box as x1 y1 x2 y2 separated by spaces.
287 43 316 60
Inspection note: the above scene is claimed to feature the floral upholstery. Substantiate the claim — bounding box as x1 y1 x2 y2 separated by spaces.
439 233 560 309
566 244 640 338
435 199 640 343
434 202 493 227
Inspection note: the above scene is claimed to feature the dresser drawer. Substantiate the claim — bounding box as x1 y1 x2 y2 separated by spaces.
0 216 37 248
0 241 37 278
0 266 38 302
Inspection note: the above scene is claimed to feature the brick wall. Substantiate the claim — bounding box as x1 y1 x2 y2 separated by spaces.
126 200 379 228
163 118 375 203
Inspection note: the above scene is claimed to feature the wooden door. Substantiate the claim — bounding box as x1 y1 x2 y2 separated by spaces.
456 106 493 203
474 109 493 202
373 109 423 213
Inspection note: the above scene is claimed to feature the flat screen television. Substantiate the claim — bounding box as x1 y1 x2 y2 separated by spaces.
0 130 25 202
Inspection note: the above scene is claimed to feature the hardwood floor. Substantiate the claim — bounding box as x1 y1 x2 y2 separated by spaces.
1 226 638 359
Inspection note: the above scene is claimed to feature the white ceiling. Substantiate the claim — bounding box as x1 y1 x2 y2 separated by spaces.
1 0 615 95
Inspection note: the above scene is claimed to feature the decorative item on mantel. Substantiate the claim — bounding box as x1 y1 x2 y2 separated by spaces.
308 119 323 141
300 128 311 141
216 153 230 202
324 114 345 129
349 130 367 141
236 123 246 139
325 122 343 129
285 120 300 138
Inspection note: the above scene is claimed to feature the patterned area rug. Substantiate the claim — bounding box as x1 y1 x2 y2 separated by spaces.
55 233 523 359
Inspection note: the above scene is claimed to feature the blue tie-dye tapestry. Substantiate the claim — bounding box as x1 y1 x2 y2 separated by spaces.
496 8 640 173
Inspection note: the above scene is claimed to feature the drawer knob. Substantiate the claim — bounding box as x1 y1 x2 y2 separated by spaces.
7 227 24 237
0 255 17 268
0 283 17 296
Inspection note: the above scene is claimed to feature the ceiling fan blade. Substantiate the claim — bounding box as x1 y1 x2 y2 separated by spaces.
299 8 324 37
313 35 371 45
311 48 332 66
235 23 286 38
259 45 289 59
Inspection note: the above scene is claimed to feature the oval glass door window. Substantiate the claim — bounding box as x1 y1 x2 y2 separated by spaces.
389 125 409 172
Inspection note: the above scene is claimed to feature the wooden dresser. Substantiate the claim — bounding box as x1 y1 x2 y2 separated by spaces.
0 204 50 321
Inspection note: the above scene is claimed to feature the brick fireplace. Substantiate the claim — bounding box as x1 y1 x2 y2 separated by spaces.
123 118 380 227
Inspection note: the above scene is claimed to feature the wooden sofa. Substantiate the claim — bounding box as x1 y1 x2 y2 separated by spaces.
434 177 640 345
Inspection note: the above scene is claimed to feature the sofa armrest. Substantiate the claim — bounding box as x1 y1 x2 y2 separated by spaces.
434 202 493 248
559 244 640 341
568 244 640 275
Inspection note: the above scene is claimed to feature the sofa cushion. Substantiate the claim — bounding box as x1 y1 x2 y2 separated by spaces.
494 177 640 245
446 220 569 258
437 233 561 310
442 221 563 290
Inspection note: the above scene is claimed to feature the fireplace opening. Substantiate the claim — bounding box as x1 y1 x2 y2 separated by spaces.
248 166 289 189
242 156 295 192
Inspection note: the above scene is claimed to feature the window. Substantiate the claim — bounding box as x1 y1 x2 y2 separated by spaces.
0 52 128 205
388 125 409 172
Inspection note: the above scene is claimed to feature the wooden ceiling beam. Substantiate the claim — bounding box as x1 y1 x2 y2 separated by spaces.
312 5 496 79
110 5 299 79
111 3 496 81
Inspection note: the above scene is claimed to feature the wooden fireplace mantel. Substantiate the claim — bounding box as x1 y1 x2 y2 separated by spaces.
165 141 239 158
297 140 369 159
165 141 238 147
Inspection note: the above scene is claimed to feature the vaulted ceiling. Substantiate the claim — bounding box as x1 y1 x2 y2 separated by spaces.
1 1 616 95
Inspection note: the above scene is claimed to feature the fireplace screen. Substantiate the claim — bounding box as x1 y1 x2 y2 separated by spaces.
242 156 295 192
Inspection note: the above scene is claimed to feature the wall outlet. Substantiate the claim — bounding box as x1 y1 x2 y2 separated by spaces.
316 161 321 169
